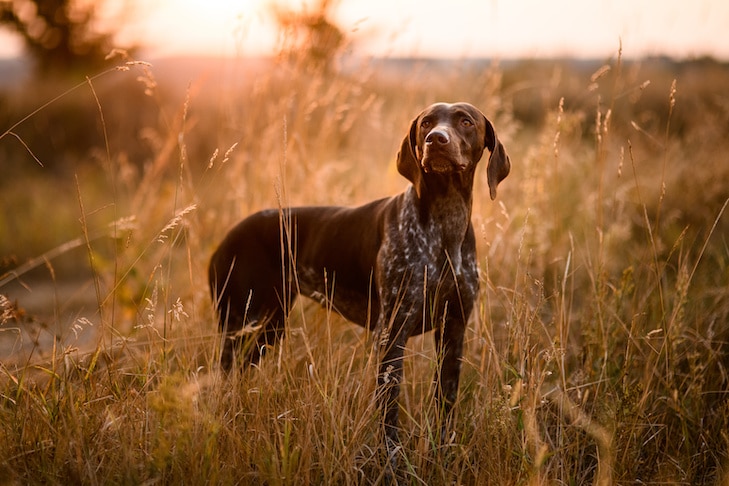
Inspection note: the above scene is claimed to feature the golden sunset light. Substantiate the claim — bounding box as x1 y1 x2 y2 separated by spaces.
3 0 729 483
124 0 729 59
1 0 728 60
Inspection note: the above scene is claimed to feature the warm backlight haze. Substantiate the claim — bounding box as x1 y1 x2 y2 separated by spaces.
1 0 729 60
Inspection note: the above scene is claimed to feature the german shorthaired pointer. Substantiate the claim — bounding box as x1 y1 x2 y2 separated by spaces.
209 102 510 471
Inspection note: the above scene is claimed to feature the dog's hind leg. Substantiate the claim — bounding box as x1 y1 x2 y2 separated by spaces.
216 282 290 371
210 241 291 371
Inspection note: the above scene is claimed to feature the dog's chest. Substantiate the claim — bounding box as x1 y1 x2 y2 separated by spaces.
392 189 473 280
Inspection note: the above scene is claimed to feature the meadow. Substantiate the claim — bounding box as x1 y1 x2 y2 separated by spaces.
1 50 728 484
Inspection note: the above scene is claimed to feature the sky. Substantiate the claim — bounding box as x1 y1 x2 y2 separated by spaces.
1 0 728 60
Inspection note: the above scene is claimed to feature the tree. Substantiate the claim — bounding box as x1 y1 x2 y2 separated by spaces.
270 0 345 71
0 0 133 76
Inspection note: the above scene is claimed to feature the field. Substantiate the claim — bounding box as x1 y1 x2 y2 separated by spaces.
1 51 729 484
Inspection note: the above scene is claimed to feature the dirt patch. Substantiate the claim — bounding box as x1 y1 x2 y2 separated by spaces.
1 273 104 369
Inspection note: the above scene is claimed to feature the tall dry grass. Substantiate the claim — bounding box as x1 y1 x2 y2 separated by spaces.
1 50 728 485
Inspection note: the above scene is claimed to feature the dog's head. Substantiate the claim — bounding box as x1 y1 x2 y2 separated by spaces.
397 102 511 200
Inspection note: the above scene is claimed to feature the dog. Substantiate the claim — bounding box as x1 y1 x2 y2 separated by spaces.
209 102 510 472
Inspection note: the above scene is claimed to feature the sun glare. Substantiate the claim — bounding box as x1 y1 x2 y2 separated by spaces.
121 0 275 57
1 0 728 59
135 0 729 60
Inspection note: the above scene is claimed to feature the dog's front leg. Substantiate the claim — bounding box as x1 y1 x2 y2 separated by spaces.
377 323 407 478
434 317 466 441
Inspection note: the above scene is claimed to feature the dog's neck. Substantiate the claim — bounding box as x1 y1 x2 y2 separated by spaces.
415 166 475 199
409 173 475 266
415 171 474 223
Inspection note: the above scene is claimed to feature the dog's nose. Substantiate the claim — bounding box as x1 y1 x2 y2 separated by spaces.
425 129 449 146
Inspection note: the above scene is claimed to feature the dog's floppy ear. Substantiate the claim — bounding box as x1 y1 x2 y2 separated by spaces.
396 115 423 191
483 116 511 200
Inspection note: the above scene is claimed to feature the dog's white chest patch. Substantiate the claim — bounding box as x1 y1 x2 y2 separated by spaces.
391 188 470 279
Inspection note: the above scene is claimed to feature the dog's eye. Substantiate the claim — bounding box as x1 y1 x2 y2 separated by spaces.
421 119 432 130
461 117 474 127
